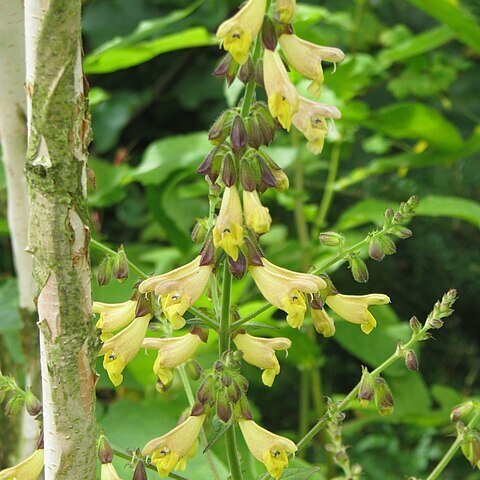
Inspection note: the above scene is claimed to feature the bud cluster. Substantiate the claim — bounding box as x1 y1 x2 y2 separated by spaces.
0 371 42 419
97 245 130 286
357 369 395 417
192 351 252 424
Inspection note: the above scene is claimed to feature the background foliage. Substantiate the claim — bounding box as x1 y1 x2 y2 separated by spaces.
1 0 479 478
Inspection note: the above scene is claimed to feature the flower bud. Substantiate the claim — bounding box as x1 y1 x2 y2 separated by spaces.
186 361 203 381
222 152 237 187
261 17 277 51
358 367 374 407
97 257 113 286
156 377 172 393
349 256 369 283
213 54 239 86
390 226 413 239
393 212 404 223
378 235 396 255
319 231 344 247
255 110 275 145
197 375 215 405
133 460 148 480
227 381 242 404
97 435 114 464
405 349 419 371
229 250 247 279
216 390 232 423
450 401 474 422
272 168 289 192
409 316 422 334
190 400 206 417
199 235 215 267
427 317 444 329
240 157 257 192
191 219 208 243
369 236 385 262
236 375 249 393
135 294 151 318
190 325 209 343
209 110 234 145
383 207 394 226
239 57 255 84
257 155 277 191
112 247 129 283
275 0 297 24
5 394 23 416
255 57 265 86
197 146 225 184
237 395 253 420
247 115 263 149
25 389 42 417
461 431 480 469
230 115 248 156
374 376 395 416
244 237 264 267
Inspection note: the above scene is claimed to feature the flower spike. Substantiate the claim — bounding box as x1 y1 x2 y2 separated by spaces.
233 332 291 386
239 419 297 479
279 33 345 98
139 256 213 330
250 257 326 328
99 314 152 386
142 415 206 477
263 49 299 131
216 0 267 65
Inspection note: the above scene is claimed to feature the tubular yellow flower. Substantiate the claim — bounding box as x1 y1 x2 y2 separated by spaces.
213 185 244 261
311 306 335 337
239 419 297 479
243 190 272 234
139 256 213 330
101 462 121 480
325 293 390 334
279 33 345 98
233 333 291 386
142 415 206 477
292 97 341 154
99 314 151 386
216 0 267 64
0 448 44 480
250 258 326 328
275 0 297 24
93 299 137 341
142 333 202 385
263 49 299 131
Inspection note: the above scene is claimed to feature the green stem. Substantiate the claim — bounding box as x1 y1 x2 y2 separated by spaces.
231 304 273 328
90 238 149 279
314 142 341 235
219 262 243 480
425 410 480 480
298 370 310 453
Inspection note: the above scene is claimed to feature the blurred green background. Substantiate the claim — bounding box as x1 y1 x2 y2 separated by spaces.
1 0 479 478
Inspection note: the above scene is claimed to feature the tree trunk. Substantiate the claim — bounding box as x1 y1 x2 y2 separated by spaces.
0 0 40 463
24 1 98 478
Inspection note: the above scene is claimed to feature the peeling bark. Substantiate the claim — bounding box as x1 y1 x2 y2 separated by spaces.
24 1 98 478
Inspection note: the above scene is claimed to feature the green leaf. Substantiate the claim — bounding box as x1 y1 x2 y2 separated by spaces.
367 102 463 151
378 25 455 65
407 0 480 53
416 195 480 227
0 279 22 333
84 27 217 74
130 132 210 186
278 467 322 479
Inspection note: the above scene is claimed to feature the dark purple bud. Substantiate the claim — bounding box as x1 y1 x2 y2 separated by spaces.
255 58 265 86
405 349 419 371
229 250 247 279
240 158 257 192
369 236 385 262
374 377 395 416
197 375 215 405
235 375 249 393
257 155 277 190
97 435 113 464
133 461 148 480
409 316 421 334
112 247 129 283
190 325 209 343
197 147 223 184
199 236 215 266
247 116 263 149
227 381 242 403
230 115 248 155
216 391 232 423
97 257 113 286
135 295 151 318
238 395 253 420
244 237 264 266
239 57 255 84
191 400 206 417
209 110 234 145
25 389 42 417
261 17 278 51
222 152 237 187
308 293 324 310
213 54 239 87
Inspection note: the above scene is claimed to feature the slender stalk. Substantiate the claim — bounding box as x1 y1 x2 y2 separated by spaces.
314 141 342 235
218 262 244 480
425 411 480 480
298 370 310 452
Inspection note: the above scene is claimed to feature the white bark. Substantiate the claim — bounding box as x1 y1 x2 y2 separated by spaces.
0 0 39 461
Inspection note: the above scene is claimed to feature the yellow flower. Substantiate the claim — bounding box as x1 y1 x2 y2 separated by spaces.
216 0 267 64
99 314 151 386
93 299 137 341
142 333 203 385
101 462 121 480
233 333 291 386
243 190 272 234
325 293 390 334
139 256 213 330
0 449 44 480
239 419 297 479
292 97 341 154
263 49 299 131
279 33 345 98
142 415 206 477
311 306 335 337
213 185 244 261
275 0 297 24
250 258 326 328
